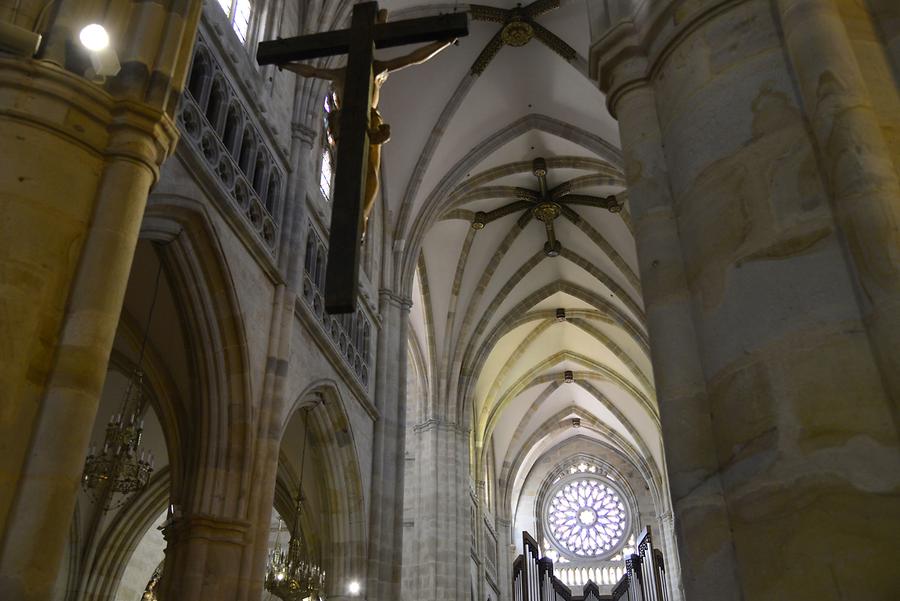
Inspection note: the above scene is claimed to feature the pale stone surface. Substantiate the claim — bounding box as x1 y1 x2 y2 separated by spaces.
4 2 899 601
116 510 167 601
593 0 900 599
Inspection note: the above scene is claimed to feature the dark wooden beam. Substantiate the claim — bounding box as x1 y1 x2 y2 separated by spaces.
257 30 351 64
324 2 377 314
257 13 468 65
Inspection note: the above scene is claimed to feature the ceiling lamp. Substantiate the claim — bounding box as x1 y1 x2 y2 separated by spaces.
79 24 110 51
265 408 326 601
81 261 162 510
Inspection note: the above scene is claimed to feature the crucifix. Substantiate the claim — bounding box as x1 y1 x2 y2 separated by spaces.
257 2 469 313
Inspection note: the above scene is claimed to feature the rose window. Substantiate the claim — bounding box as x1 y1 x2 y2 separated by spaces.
546 478 628 558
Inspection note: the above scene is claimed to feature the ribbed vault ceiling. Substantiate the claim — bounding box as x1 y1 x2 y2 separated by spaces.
321 0 663 509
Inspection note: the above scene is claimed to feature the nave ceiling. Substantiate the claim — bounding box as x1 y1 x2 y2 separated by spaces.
340 0 667 514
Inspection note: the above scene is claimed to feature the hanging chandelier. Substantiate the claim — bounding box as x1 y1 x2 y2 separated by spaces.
265 408 326 601
81 259 161 510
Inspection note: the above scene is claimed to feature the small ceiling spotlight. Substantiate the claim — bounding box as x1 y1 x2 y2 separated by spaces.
78 23 120 78
348 580 361 596
79 24 109 51
563 370 574 384
571 417 581 428
555 308 566 322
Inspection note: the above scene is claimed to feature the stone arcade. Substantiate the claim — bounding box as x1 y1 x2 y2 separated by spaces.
0 1 898 601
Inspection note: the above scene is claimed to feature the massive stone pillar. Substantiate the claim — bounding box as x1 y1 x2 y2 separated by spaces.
592 0 900 598
775 0 900 416
366 290 411 600
0 3 200 599
602 56 742 599
404 420 470 600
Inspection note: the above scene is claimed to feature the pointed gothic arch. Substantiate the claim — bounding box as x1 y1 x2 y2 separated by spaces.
280 380 368 598
141 195 254 516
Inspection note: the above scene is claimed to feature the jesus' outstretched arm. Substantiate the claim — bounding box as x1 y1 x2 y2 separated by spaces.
281 62 342 81
376 38 457 73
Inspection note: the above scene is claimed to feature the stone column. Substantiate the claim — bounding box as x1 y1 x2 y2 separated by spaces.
656 510 683 601
775 0 900 419
237 105 318 601
159 514 253 599
495 517 512 601
594 0 900 598
601 54 741 600
366 290 411 600
0 3 199 598
404 420 470 600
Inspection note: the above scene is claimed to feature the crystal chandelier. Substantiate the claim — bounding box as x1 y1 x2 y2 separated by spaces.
82 260 162 510
265 408 326 601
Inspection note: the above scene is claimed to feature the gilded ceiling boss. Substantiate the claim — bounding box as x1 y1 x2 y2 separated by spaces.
282 9 457 233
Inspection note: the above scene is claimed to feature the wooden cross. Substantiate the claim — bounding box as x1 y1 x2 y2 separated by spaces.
257 2 469 314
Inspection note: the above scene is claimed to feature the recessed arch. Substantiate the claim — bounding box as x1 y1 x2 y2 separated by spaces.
281 379 368 597
142 195 254 517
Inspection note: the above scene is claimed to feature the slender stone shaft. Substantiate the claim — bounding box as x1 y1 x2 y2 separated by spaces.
366 290 410 600
405 420 470 600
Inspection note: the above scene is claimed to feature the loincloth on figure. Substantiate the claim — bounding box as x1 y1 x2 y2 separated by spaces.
326 108 390 146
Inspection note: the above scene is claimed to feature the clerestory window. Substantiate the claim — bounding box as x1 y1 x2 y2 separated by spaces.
217 0 253 44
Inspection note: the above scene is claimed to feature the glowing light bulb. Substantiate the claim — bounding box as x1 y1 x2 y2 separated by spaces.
79 24 110 51
348 580 361 595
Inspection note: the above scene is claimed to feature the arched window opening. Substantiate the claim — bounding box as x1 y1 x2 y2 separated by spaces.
216 0 253 44
314 243 326 289
253 152 268 203
319 93 336 200
205 80 227 133
238 129 256 179
223 106 242 158
187 52 211 108
305 234 316 276
266 171 281 216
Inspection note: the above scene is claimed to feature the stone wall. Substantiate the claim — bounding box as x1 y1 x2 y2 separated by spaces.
591 0 900 598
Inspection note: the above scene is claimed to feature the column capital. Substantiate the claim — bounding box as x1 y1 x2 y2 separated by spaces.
590 21 651 117
292 122 317 148
412 417 469 435
589 0 754 116
378 288 412 310
162 512 253 547
0 59 179 176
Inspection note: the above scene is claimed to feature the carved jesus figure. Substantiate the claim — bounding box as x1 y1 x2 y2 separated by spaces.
283 9 456 232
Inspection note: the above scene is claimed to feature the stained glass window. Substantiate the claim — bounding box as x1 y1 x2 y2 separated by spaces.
546 477 628 558
217 0 253 44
